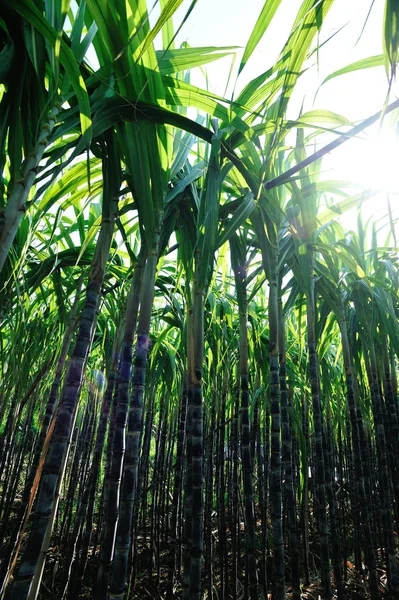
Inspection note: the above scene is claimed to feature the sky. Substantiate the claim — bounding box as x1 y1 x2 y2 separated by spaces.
151 0 399 241
170 0 390 114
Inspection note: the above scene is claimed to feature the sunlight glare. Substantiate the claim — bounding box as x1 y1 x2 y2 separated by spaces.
343 128 399 194
320 123 399 236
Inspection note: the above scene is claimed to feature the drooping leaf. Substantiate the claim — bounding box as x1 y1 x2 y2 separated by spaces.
322 55 384 86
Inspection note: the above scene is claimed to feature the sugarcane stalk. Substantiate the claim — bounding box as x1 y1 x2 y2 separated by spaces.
0 103 60 272
231 237 259 600
278 295 300 600
108 244 159 599
339 313 380 599
306 264 332 600
96 247 146 599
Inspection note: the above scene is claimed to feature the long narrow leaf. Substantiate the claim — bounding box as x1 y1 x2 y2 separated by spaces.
238 0 283 75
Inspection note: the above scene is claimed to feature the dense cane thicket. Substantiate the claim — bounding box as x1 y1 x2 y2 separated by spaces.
1 1 399 599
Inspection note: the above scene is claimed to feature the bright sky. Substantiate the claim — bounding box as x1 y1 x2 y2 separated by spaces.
172 0 390 114
164 0 399 241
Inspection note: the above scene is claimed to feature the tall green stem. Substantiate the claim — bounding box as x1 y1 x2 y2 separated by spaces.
0 103 60 271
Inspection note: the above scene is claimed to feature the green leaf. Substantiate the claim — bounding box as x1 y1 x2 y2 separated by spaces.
157 46 237 75
316 191 377 229
322 55 384 86
135 0 188 61
159 0 175 50
162 76 251 133
9 0 92 144
291 109 353 127
170 127 199 179
196 128 222 291
317 242 368 280
76 21 98 63
166 162 206 204
238 0 283 75
35 158 102 220
76 215 102 265
273 0 334 119
217 192 255 248
384 0 399 78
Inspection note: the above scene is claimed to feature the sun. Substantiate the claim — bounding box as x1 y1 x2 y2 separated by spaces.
319 121 399 233
331 123 399 195
358 129 399 193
